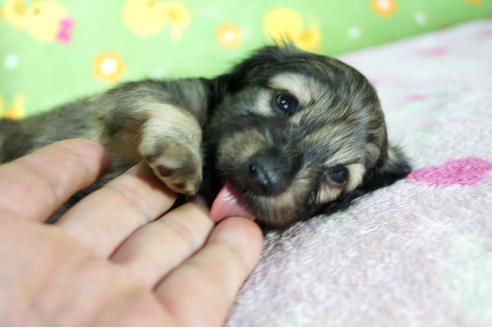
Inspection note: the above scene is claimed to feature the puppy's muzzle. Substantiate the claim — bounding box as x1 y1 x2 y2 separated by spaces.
245 149 298 196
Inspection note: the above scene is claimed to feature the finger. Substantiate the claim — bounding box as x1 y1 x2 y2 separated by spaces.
111 201 214 288
154 217 263 326
58 162 176 257
0 139 111 222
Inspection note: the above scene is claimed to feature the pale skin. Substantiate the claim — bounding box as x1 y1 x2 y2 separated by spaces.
0 139 263 326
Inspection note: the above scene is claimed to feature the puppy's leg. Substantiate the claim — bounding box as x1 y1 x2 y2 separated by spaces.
97 79 208 195
138 104 202 195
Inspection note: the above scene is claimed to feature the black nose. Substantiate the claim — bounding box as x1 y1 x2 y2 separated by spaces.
247 150 296 196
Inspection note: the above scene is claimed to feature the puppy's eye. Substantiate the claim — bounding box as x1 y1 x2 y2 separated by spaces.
273 91 299 116
325 165 349 186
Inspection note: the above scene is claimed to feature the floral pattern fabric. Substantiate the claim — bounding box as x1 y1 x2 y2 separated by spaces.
0 0 491 118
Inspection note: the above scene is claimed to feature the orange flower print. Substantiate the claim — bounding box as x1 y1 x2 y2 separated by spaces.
371 0 398 18
467 0 481 3
217 23 242 49
93 52 126 83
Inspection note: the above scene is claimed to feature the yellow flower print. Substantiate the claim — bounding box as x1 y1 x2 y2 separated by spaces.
122 0 191 40
217 23 242 49
296 20 321 52
162 1 191 40
93 52 126 84
265 8 303 42
264 8 321 52
2 0 74 43
3 0 26 29
123 0 166 36
371 0 398 18
0 93 26 119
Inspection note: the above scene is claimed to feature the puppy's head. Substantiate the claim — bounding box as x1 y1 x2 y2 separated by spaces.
205 45 410 228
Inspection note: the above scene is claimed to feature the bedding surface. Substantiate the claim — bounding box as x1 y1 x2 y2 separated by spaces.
226 20 492 326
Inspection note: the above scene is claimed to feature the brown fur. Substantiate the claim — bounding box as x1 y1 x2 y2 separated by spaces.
0 45 411 228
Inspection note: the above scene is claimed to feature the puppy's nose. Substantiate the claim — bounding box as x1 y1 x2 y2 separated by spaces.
247 151 294 196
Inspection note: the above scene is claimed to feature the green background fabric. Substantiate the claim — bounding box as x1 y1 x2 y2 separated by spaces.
1 0 491 118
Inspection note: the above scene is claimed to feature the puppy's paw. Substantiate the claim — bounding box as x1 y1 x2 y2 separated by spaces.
140 140 202 195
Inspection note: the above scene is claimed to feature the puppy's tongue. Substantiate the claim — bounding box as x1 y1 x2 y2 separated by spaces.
210 183 256 222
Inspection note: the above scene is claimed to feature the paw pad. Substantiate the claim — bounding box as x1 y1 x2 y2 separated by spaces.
140 140 202 195
157 165 174 177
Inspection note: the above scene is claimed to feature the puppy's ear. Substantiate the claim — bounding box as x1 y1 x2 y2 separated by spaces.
210 44 302 94
361 144 411 193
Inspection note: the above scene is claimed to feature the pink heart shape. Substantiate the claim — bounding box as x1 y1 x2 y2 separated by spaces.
419 46 448 57
407 157 492 187
406 93 429 103
477 28 492 40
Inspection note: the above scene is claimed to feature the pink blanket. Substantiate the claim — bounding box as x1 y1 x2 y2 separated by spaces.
226 20 492 326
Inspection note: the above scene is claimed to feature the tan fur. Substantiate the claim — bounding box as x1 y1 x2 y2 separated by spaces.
346 163 366 191
364 143 382 168
217 129 273 167
254 168 316 227
269 73 322 107
0 45 410 227
138 104 202 195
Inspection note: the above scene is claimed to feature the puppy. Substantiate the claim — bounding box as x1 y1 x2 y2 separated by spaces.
0 45 411 228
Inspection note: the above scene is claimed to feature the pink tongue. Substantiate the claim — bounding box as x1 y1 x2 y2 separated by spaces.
210 183 256 223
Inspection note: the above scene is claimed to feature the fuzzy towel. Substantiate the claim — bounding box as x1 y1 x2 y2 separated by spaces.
226 20 492 326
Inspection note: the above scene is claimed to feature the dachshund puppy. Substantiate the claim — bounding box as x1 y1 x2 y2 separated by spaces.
0 45 410 228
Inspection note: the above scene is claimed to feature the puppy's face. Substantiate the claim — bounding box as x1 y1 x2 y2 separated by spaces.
206 46 410 228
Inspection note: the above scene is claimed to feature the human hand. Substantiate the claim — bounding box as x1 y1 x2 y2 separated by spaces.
0 139 263 326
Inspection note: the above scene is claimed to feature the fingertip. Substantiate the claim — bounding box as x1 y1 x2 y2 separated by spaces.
212 217 263 270
221 216 263 239
153 216 262 326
